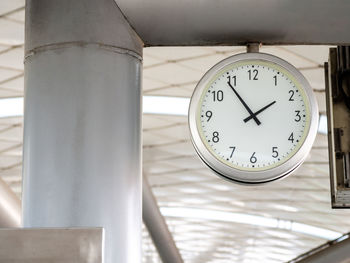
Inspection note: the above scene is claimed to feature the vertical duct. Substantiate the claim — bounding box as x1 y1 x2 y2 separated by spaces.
23 0 143 262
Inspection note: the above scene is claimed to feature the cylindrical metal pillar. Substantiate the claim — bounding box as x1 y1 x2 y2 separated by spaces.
23 1 143 262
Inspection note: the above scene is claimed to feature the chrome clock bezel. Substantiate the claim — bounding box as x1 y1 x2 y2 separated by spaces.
188 52 318 184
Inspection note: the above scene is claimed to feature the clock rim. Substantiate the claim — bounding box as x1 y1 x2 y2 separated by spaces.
188 52 319 184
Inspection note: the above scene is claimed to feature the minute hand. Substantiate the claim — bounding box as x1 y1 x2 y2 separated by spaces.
244 101 276 123
227 82 261 125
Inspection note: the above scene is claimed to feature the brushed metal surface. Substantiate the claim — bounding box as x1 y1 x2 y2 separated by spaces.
25 0 143 55
23 1 143 262
0 228 103 263
23 46 142 263
116 0 350 46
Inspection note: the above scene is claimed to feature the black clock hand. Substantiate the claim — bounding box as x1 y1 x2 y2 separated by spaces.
227 81 261 125
244 101 276 123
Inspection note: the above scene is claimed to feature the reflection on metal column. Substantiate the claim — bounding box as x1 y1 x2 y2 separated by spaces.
0 228 104 263
0 177 21 227
23 0 143 262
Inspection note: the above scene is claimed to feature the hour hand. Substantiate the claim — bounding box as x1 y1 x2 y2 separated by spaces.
227 81 261 125
244 101 276 123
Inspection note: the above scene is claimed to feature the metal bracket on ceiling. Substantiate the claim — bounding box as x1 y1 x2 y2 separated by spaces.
246 43 261 53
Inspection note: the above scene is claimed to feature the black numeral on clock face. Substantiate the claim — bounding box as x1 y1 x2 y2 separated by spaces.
212 131 219 143
289 90 295 101
250 152 257 163
273 75 277 86
205 110 212 122
229 146 236 158
227 75 237 86
295 110 301 122
288 132 294 143
212 90 224 102
248 69 258 80
272 147 279 158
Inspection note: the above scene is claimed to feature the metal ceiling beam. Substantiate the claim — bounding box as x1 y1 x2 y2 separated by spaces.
0 177 21 227
143 176 184 263
115 0 350 46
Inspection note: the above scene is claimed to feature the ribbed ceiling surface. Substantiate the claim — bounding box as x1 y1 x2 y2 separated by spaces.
0 2 350 263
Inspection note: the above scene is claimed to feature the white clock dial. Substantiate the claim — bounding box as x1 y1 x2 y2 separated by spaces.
199 61 309 171
189 53 318 184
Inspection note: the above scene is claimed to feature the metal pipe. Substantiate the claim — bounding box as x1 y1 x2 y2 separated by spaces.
23 0 143 262
0 177 21 227
143 176 184 263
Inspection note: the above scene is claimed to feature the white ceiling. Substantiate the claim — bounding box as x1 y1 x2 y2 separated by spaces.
0 2 350 263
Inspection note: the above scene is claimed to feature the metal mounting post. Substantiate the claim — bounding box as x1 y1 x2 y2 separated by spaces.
247 43 261 53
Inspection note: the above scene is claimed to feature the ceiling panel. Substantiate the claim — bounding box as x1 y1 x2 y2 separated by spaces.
0 0 24 16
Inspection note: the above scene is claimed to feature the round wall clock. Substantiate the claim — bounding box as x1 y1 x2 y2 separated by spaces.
188 52 318 184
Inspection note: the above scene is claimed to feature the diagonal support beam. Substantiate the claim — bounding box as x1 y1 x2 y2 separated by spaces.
288 234 350 263
143 176 183 263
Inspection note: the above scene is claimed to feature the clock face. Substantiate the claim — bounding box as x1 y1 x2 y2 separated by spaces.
189 53 318 184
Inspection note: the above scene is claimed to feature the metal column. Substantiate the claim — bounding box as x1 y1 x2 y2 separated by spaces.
23 1 143 262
